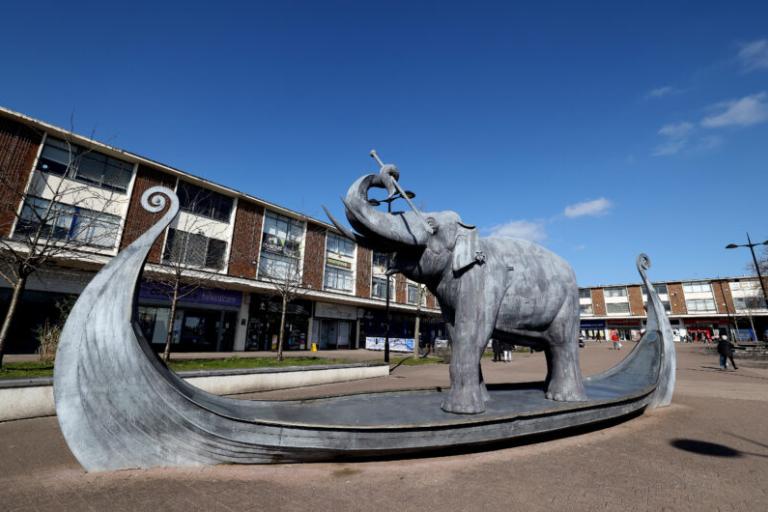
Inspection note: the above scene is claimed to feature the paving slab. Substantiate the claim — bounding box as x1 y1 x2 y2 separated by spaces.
1 343 767 511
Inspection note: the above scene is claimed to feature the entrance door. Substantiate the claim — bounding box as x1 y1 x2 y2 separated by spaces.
337 321 351 348
319 319 338 349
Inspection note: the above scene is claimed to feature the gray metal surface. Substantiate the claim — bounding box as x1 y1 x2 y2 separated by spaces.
54 187 675 472
327 171 589 413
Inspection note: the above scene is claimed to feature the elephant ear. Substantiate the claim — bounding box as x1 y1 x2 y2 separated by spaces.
452 222 485 273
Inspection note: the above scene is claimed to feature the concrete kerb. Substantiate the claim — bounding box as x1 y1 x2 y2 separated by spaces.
0 362 389 422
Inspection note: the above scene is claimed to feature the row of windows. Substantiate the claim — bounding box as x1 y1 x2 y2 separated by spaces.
162 228 227 270
686 298 716 312
37 137 134 192
604 287 628 298
15 196 121 248
683 282 712 295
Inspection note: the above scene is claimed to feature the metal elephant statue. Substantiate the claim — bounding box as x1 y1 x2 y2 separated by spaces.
324 156 587 414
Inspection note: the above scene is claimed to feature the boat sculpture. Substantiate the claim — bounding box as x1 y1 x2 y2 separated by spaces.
54 186 675 472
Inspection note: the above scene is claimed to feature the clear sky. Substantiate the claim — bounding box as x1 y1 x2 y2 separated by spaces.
3 1 767 285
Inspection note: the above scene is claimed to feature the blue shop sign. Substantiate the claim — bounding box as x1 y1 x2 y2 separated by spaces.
580 320 606 328
139 282 242 308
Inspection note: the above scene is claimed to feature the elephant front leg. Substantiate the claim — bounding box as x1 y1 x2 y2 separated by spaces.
441 322 493 414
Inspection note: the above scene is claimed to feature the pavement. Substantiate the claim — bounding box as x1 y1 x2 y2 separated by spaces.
1 342 767 511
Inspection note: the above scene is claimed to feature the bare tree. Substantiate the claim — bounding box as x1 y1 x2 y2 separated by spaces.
259 257 306 361
145 194 226 362
0 136 124 368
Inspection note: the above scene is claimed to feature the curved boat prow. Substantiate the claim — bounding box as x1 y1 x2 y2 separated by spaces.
636 254 676 408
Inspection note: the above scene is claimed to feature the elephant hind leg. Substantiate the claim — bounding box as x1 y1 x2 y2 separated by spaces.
544 295 587 402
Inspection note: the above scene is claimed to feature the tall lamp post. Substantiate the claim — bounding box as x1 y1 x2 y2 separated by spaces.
368 190 416 363
725 233 768 310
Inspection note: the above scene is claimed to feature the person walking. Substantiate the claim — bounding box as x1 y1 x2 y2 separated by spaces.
717 334 738 370
492 338 502 362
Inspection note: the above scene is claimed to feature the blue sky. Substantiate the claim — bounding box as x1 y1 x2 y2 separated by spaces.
3 1 767 285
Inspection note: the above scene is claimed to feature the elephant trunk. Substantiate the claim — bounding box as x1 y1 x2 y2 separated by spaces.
343 174 429 247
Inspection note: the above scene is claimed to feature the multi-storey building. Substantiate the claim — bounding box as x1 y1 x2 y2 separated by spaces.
2 107 766 354
579 277 768 343
0 107 443 354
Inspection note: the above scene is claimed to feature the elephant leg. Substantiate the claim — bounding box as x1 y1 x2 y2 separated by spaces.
544 295 587 402
441 301 497 414
478 360 491 403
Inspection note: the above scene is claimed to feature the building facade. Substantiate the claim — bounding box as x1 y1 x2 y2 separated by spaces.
2 107 766 354
579 277 768 343
0 107 443 354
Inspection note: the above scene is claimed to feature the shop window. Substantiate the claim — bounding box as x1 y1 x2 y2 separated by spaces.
14 196 121 248
36 136 133 192
177 181 234 222
163 228 227 270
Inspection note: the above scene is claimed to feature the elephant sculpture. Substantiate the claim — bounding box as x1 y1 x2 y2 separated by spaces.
324 161 587 414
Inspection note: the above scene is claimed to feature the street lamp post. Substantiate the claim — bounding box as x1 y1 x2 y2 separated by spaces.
368 190 416 364
725 233 768 310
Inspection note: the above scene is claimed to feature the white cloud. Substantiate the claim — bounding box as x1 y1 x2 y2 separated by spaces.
652 121 694 156
658 121 694 139
701 92 768 128
487 220 546 242
646 86 679 99
564 198 612 218
738 39 768 71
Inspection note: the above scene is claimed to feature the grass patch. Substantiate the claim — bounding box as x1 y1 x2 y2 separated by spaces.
0 356 369 380
167 356 359 372
0 361 55 379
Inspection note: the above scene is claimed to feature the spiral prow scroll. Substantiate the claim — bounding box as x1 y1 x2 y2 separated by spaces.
54 188 675 472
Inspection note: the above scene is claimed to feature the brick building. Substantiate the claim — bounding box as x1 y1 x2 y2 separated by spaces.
1 107 766 354
579 277 768 342
0 107 442 354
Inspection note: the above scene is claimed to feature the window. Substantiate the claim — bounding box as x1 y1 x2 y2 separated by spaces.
734 296 766 311
36 137 133 192
642 284 668 296
685 298 716 312
372 252 390 274
259 212 304 280
372 277 394 299
580 304 594 315
683 282 711 294
407 284 425 305
579 289 592 300
604 287 627 298
731 280 759 291
163 228 227 270
177 181 234 222
326 233 355 258
324 266 354 292
606 302 630 314
15 196 121 248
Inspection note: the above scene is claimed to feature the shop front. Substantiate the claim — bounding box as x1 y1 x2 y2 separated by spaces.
136 283 242 352
312 302 358 349
580 320 606 341
682 317 731 343
245 294 311 351
605 318 643 342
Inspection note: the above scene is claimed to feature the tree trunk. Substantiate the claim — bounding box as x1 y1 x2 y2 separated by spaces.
0 275 27 369
413 312 421 359
163 282 179 363
277 295 287 362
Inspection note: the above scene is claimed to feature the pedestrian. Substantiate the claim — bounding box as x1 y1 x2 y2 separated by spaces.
611 330 621 350
717 335 738 370
492 338 501 362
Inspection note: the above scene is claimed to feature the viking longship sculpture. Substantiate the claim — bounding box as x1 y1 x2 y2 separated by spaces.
54 154 675 472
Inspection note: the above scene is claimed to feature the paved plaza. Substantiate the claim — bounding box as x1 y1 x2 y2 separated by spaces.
1 343 767 511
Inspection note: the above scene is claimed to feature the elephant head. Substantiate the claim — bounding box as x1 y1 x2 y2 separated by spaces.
323 173 485 284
